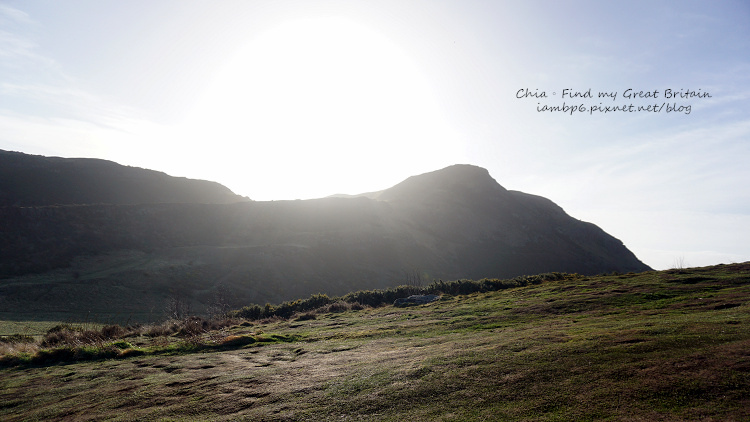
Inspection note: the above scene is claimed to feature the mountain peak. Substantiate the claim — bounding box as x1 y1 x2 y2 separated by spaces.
377 164 507 203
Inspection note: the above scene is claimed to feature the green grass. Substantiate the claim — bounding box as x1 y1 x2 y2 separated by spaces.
1 263 749 420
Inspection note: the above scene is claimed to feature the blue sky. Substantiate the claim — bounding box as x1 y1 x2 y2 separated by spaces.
1 0 748 270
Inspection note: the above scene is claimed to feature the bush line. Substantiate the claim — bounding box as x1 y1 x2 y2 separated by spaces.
229 272 576 321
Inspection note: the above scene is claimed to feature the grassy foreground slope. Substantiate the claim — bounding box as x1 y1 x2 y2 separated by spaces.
1 263 749 421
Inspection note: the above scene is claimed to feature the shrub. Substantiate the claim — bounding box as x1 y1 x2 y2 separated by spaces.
231 304 263 320
101 325 126 339
118 348 145 358
304 293 333 309
110 340 134 349
230 293 335 320
177 316 210 337
295 312 317 321
78 329 104 345
41 327 103 348
220 335 256 347
326 301 351 313
33 346 77 364
46 324 78 334
145 323 174 338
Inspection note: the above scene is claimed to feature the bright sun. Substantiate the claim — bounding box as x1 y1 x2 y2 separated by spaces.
178 17 463 200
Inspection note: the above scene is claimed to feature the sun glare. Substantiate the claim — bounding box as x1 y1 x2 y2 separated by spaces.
178 16 463 200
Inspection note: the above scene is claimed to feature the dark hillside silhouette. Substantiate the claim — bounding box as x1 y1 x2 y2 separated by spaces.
0 150 247 206
0 157 651 321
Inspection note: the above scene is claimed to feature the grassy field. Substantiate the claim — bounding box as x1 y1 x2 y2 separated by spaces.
1 263 749 421
0 320 85 337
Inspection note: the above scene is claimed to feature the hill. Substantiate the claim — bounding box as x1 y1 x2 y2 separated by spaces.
0 149 248 206
1 263 748 421
376 165 648 277
0 160 650 322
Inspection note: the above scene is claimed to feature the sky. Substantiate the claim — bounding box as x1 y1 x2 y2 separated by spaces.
0 0 748 270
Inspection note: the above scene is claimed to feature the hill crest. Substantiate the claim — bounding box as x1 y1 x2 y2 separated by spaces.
376 164 508 203
0 150 248 206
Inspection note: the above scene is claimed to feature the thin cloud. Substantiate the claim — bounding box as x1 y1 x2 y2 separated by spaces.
0 4 32 24
0 30 47 64
0 6 59 73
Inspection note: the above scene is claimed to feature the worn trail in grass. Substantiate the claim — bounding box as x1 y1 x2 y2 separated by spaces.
2 263 750 421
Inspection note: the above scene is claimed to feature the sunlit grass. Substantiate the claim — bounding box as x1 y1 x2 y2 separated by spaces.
1 263 749 420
